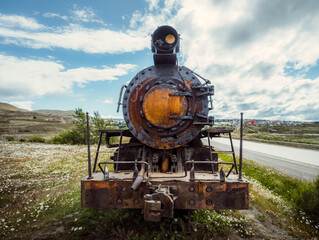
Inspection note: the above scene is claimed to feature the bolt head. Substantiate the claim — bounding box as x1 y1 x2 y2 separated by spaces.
206 187 212 192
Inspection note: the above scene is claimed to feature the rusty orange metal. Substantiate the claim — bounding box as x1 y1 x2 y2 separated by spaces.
81 172 249 211
122 66 204 150
161 157 169 173
142 86 187 129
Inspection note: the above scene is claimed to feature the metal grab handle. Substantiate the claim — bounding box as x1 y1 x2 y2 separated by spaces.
117 85 127 113
97 160 234 181
146 160 235 180
98 161 149 177
183 160 235 181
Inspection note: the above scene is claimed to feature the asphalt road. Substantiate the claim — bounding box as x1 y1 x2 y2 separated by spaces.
203 137 319 181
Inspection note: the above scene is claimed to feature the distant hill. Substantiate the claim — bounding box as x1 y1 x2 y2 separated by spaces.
35 109 74 118
0 102 74 138
0 102 25 112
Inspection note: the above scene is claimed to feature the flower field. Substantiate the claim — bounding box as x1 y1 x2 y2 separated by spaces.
0 141 317 239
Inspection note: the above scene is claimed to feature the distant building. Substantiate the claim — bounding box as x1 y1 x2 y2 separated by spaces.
244 120 256 125
273 120 281 125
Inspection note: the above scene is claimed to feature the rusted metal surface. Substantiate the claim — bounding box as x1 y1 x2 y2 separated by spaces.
142 84 187 129
122 65 213 150
143 186 175 221
94 129 221 174
161 157 169 173
82 127 249 221
82 25 249 222
81 172 249 211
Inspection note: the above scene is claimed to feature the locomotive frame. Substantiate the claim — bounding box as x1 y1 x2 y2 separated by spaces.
81 26 249 222
81 128 248 222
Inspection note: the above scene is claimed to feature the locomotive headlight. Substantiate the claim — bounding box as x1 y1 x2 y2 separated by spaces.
151 25 180 53
165 34 175 44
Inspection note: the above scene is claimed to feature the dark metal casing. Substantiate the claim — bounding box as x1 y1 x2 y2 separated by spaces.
122 64 214 150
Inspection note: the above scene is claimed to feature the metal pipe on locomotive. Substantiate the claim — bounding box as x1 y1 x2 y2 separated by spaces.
81 26 249 222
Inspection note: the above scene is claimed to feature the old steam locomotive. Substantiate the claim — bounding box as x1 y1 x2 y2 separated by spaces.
81 26 249 222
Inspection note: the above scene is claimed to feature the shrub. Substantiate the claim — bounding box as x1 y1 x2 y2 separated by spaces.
48 108 117 145
292 176 319 224
71 108 87 145
5 136 17 141
28 136 46 143
48 130 82 145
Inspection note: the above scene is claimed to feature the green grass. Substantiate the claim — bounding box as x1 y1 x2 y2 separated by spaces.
1 142 318 239
221 153 319 228
216 122 319 146
28 136 46 143
0 142 254 239
5 135 17 141
246 133 319 146
38 199 253 240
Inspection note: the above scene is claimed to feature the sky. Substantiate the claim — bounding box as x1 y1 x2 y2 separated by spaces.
0 0 319 121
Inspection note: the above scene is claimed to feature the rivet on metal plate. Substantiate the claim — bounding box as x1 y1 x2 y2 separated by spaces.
206 187 212 192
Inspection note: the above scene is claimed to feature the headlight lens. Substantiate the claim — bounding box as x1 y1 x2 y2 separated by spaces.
165 34 175 44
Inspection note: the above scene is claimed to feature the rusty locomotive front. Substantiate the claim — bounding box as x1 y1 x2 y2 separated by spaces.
81 26 249 222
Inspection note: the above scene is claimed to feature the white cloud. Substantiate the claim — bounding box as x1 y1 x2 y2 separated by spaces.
130 11 143 28
129 0 319 120
103 99 113 104
43 12 68 21
72 5 107 26
1 1 319 120
0 13 44 30
0 24 149 54
101 114 120 119
9 101 34 111
0 54 137 99
73 7 94 22
146 0 160 11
